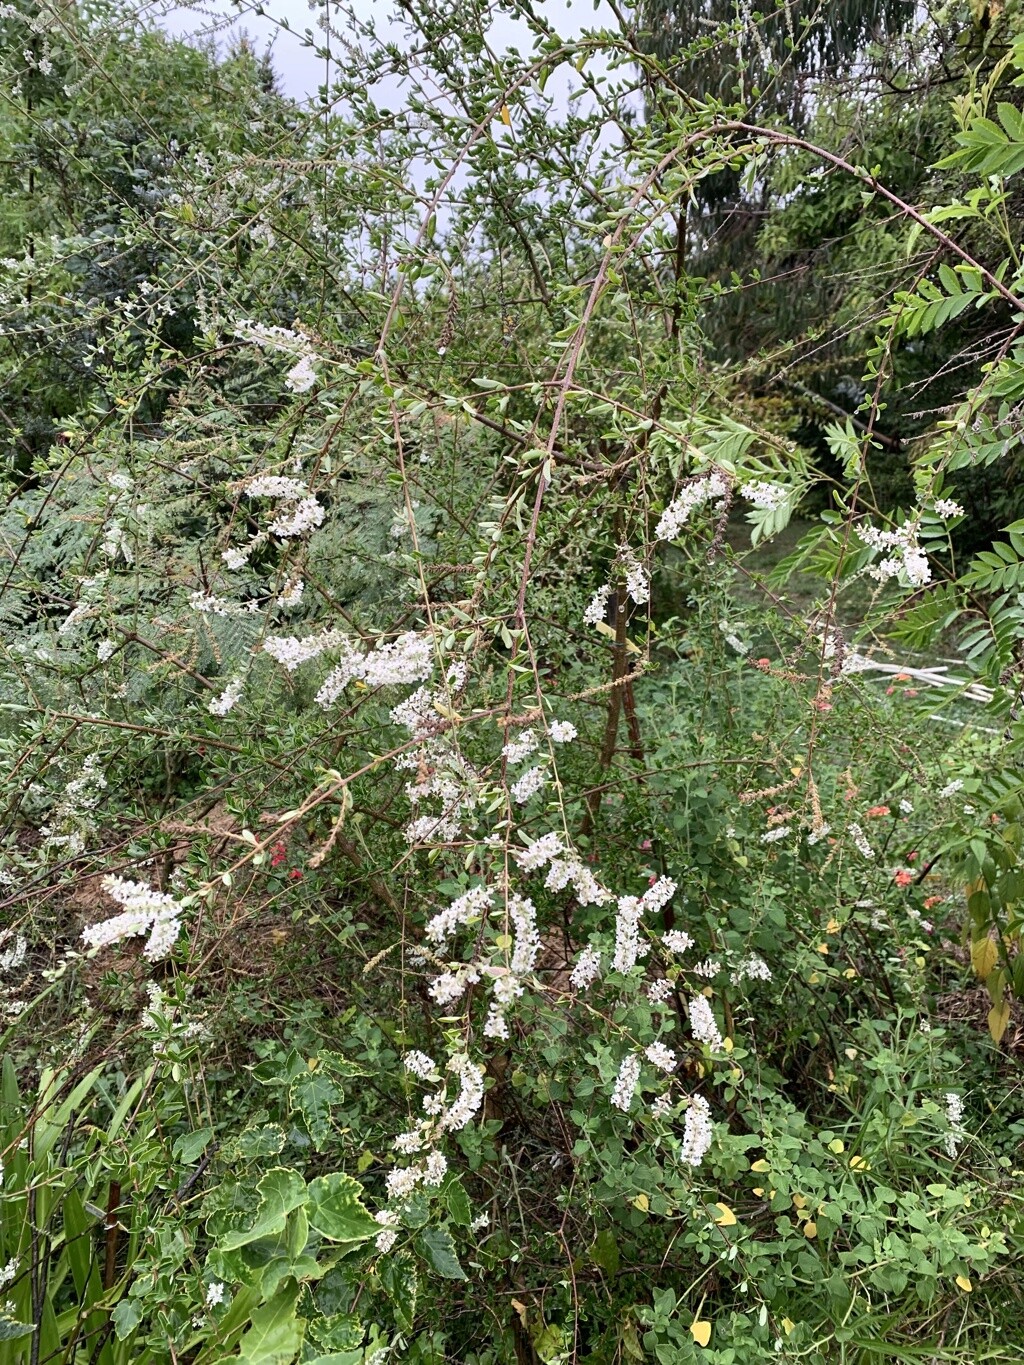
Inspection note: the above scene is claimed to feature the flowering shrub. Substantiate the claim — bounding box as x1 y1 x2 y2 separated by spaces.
1 2 1024 1363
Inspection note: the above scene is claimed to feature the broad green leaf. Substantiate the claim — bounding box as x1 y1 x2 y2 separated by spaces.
379 1253 417 1331
441 1174 472 1228
417 1226 467 1280
306 1173 378 1244
238 1282 304 1364
174 1126 215 1164
290 1071 338 1152
220 1169 308 1251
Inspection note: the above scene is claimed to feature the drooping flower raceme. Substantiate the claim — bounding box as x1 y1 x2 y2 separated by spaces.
81 876 186 961
680 1093 713 1166
688 995 724 1050
611 1053 642 1111
655 472 730 541
858 520 931 587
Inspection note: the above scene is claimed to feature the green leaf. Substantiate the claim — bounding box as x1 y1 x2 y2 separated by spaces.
417 1226 467 1280
441 1174 472 1228
220 1169 308 1251
379 1252 418 1331
173 1126 215 1164
232 1124 288 1160
0 1317 35 1341
111 1298 143 1341
306 1173 378 1244
238 1281 304 1364
290 1071 338 1152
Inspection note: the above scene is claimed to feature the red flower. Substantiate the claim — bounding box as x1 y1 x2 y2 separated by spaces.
894 869 913 887
865 805 890 818
270 842 287 868
906 850 918 862
289 867 303 880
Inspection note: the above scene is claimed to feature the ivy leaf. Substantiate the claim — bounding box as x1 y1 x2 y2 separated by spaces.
290 1070 338 1151
237 1281 304 1364
220 1169 308 1250
441 1174 472 1227
379 1252 418 1330
306 1173 378 1244
417 1226 467 1280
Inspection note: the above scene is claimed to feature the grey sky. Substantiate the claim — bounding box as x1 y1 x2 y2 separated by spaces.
156 0 618 104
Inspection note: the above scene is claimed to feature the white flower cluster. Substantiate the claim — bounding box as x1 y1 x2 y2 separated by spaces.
613 877 676 974
680 1093 713 1166
943 1091 965 1158
0 934 26 975
510 765 547 804
233 319 321 393
316 631 434 707
277 579 304 608
425 884 492 946
662 929 692 954
40 754 108 858
549 720 577 743
688 995 723 1049
655 472 730 541
847 822 873 858
939 779 964 799
97 639 116 663
932 498 964 520
208 677 243 716
0 1258 17 1290
569 945 602 990
81 875 186 961
404 1049 438 1080
645 1042 676 1073
619 546 649 606
740 480 787 511
733 954 771 983
502 729 538 763
761 826 790 844
221 473 325 568
263 629 346 671
611 1053 642 1111
692 957 721 978
381 1054 485 1208
514 832 565 871
583 583 612 626
858 521 931 587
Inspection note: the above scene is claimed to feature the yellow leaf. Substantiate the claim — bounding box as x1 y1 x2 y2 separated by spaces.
500 103 511 126
714 1202 737 1227
751 1159 770 1173
988 1000 1010 1044
782 1317 795 1336
690 1320 712 1348
849 1155 871 1171
723 1037 734 1053
843 968 858 979
808 971 820 984
826 918 840 934
803 1221 817 1239
818 943 829 954
828 1139 845 1155
971 937 998 979
753 1187 764 1197
955 1275 972 1292
632 1193 649 1212
792 1193 806 1209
